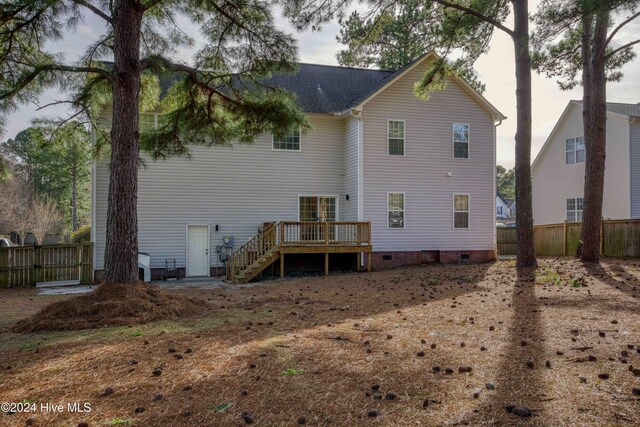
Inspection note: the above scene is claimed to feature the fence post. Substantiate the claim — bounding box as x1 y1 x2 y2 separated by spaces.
600 218 605 256
563 220 568 256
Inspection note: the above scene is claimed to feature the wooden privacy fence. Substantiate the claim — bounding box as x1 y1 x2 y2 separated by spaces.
497 219 640 257
0 243 93 287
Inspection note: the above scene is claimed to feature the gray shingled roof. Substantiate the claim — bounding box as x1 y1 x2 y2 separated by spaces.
157 53 429 113
574 100 640 117
259 63 394 113
604 102 640 117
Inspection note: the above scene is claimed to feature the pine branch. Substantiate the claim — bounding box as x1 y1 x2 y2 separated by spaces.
72 0 113 23
1 64 111 101
605 38 640 60
431 0 514 37
604 10 640 50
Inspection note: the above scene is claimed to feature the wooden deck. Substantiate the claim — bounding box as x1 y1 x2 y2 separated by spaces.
226 221 372 283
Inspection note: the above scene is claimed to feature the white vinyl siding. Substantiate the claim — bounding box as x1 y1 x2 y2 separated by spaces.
453 194 470 228
453 123 469 158
387 120 405 156
362 59 495 252
387 192 405 229
94 112 345 270
565 136 585 164
272 127 301 151
566 197 583 223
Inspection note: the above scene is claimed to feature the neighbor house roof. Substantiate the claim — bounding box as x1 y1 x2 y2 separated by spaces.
496 193 509 205
571 100 640 117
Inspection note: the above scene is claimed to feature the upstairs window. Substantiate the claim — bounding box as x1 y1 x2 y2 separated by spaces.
273 127 301 151
387 120 405 156
566 137 585 164
387 192 405 228
139 113 158 132
454 194 470 228
453 123 469 158
566 197 584 222
497 206 503 216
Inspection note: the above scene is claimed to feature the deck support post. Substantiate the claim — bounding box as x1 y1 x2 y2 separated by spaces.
280 254 284 278
367 252 372 272
324 252 329 276
356 253 361 272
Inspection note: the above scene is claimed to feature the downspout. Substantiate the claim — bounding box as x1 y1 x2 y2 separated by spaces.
350 109 365 267
90 127 97 277
630 117 636 218
493 118 503 255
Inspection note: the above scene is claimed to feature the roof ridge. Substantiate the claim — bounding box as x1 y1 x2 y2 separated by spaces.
295 62 395 73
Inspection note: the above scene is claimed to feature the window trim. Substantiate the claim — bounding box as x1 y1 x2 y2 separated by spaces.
566 197 584 223
452 123 470 159
296 194 339 221
386 191 406 229
272 126 302 152
565 136 585 164
140 112 159 131
453 193 470 229
387 119 406 156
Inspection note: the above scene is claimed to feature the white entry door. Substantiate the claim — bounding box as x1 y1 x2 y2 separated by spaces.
187 225 209 277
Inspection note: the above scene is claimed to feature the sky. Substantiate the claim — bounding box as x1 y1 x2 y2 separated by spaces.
4 3 640 169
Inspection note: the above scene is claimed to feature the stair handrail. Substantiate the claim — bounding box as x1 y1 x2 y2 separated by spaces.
226 222 279 282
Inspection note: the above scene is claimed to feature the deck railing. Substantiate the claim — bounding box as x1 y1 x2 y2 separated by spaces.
226 222 278 282
225 221 371 282
279 221 371 246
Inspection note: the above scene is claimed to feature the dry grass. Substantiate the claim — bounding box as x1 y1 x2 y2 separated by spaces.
0 258 639 426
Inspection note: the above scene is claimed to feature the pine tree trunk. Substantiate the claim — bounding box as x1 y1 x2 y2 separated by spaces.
512 0 537 268
102 0 143 284
580 8 608 263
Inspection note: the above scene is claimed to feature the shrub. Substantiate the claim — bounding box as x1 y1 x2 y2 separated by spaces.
71 224 91 243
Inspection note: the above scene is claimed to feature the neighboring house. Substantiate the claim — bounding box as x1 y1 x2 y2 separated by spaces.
496 193 510 219
532 100 640 225
92 52 506 279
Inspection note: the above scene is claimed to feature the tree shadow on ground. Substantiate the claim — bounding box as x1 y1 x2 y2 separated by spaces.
584 261 640 302
461 268 547 426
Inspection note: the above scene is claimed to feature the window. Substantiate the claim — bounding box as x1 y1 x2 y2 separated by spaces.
566 197 584 223
273 127 301 151
453 123 469 158
387 120 405 155
566 137 585 164
139 113 158 132
497 206 503 216
454 194 470 228
387 193 405 228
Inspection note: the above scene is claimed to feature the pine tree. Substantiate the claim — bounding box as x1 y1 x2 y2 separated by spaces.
533 0 640 262
1 1 308 283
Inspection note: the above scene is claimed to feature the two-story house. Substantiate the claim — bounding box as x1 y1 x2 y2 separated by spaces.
532 100 640 225
92 52 506 280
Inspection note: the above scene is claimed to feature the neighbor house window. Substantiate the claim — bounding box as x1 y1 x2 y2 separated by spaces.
273 127 301 151
566 197 583 222
454 194 470 228
497 206 503 216
566 137 585 164
139 113 158 132
387 192 405 228
387 120 405 155
453 123 469 158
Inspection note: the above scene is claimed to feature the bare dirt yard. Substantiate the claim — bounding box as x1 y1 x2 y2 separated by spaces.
1 258 639 427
